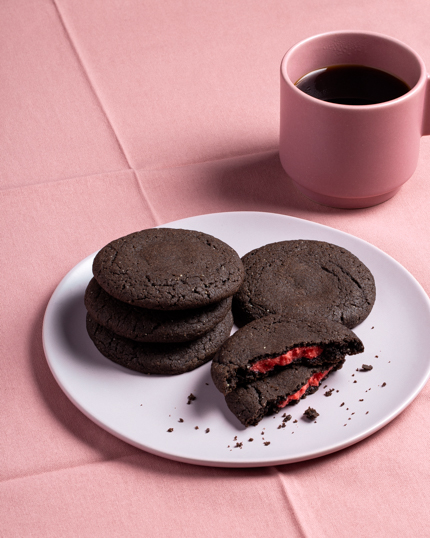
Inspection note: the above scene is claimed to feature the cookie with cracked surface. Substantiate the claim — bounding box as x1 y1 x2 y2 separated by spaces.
211 314 363 395
233 240 375 328
225 361 343 427
84 278 232 343
86 310 234 375
92 228 245 310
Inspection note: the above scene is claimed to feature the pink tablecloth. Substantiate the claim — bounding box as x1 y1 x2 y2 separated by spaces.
2 1 430 536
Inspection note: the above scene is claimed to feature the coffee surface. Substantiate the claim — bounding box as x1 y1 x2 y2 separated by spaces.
295 64 410 105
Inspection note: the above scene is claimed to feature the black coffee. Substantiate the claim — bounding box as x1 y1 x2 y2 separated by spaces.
295 64 410 105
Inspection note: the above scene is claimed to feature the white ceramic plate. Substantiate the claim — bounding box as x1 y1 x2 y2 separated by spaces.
43 211 430 467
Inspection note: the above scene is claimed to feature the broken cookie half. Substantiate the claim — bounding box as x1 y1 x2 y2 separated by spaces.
210 314 364 426
211 314 364 395
225 362 340 427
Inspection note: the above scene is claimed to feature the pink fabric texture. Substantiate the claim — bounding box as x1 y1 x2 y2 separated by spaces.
2 0 430 536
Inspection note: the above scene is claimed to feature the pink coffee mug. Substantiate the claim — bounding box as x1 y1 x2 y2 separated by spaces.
280 31 430 208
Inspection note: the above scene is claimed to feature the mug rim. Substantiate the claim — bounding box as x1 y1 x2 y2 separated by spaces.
280 30 427 109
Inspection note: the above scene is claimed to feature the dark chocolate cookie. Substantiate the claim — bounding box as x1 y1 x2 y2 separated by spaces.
86 310 234 375
211 314 363 395
92 228 244 310
225 361 343 427
233 240 375 328
84 278 232 343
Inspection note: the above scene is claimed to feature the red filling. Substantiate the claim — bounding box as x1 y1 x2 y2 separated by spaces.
277 367 333 408
250 345 323 374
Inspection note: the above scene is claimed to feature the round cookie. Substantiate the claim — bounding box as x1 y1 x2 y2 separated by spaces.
211 314 364 395
92 228 245 310
84 278 232 343
86 310 234 375
233 240 376 328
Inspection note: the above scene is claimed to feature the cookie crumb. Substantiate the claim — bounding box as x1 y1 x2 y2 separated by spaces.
324 388 334 397
263 442 271 446
187 393 196 404
361 364 373 371
381 382 387 387
205 428 210 433
248 438 254 442
303 407 319 420
178 418 184 423
359 399 364 402
167 428 174 432
340 402 345 407
283 415 292 423
234 442 243 449
194 426 199 430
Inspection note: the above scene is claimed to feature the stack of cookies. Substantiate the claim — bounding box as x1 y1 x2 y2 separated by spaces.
211 239 376 426
85 228 245 375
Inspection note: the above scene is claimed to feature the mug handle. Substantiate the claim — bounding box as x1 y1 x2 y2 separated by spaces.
422 73 430 136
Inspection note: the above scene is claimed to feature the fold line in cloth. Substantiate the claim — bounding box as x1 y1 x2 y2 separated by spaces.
0 452 143 486
135 147 280 174
269 466 309 538
131 169 163 226
0 168 160 227
51 0 133 171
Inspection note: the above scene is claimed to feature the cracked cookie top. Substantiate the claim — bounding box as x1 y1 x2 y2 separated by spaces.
92 228 245 310
233 239 375 328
